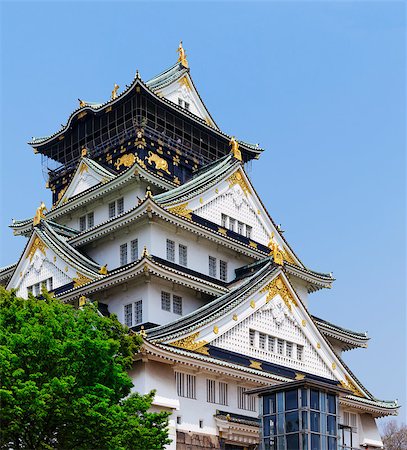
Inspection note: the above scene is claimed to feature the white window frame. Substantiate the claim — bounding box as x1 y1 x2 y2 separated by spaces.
166 239 175 262
179 244 188 267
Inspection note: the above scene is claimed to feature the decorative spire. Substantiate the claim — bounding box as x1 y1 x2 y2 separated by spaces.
135 69 140 79
145 185 152 198
142 246 149 257
268 232 284 266
177 41 188 68
99 264 108 275
229 137 242 161
33 201 47 226
139 325 147 338
111 83 120 100
78 99 86 108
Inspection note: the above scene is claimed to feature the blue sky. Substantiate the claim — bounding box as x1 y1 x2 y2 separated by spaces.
1 1 405 425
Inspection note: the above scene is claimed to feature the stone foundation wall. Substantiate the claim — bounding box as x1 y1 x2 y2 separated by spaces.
176 431 221 449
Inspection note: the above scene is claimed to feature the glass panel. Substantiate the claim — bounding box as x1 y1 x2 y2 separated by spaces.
286 434 299 450
327 436 336 450
311 433 320 450
320 392 326 413
310 390 320 410
277 392 284 413
277 436 285 450
285 411 299 433
310 412 320 432
327 394 336 414
302 411 308 430
302 433 309 450
265 394 276 414
285 390 298 410
327 415 336 435
277 413 285 435
301 388 308 407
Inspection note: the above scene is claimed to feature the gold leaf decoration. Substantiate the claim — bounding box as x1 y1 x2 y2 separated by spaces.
340 375 364 397
249 360 262 370
27 237 47 262
218 227 227 236
146 151 170 174
169 331 208 354
260 275 298 312
115 153 136 170
73 272 92 288
227 171 250 195
168 203 192 220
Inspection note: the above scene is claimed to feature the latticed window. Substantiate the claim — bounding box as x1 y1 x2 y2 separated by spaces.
120 243 128 266
87 212 94 228
179 244 187 266
209 256 217 277
219 382 228 406
108 201 116 218
277 339 284 355
206 379 216 403
130 239 138 262
173 295 183 315
124 303 133 327
166 239 175 262
246 225 252 239
237 221 244 235
134 300 142 324
79 215 86 232
161 291 171 311
268 336 275 352
229 217 236 231
286 341 293 358
238 387 256 411
297 345 304 361
176 372 196 399
219 260 227 281
117 197 124 215
221 213 227 228
249 329 255 347
259 332 267 349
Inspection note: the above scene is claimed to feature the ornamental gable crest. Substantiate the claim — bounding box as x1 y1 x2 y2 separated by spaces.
56 158 114 205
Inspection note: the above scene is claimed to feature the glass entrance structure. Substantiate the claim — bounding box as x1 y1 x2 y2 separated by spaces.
248 380 348 450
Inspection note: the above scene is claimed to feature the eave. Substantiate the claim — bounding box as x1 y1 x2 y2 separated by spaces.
28 76 263 160
66 197 333 292
313 315 369 351
10 162 175 237
55 253 229 303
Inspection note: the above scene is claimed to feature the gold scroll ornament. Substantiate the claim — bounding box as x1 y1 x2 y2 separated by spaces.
169 331 208 355
260 275 298 312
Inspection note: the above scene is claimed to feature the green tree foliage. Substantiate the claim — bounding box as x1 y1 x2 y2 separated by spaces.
0 288 171 450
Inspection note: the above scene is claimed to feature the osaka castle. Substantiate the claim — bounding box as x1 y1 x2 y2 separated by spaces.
1 43 398 450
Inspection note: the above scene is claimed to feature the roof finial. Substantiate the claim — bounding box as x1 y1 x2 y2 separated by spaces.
268 232 284 266
142 246 149 257
78 99 86 108
229 137 242 161
111 83 120 100
81 147 88 157
139 325 147 338
177 41 189 68
145 185 152 198
99 264 108 275
33 201 48 226
135 69 140 79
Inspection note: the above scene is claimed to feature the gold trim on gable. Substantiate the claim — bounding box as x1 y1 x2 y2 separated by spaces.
73 272 92 288
261 275 298 312
227 171 250 196
27 237 47 262
168 203 193 220
169 331 208 354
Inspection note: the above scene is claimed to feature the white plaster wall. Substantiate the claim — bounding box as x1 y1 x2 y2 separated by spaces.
288 276 309 308
83 222 150 270
61 181 149 231
149 222 253 283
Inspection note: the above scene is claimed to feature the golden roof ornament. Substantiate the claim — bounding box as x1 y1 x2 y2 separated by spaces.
81 147 88 157
111 83 120 100
79 295 87 307
268 232 284 266
139 325 147 338
33 201 48 226
142 246 149 257
229 137 242 161
78 99 86 108
99 264 108 275
177 41 188 68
